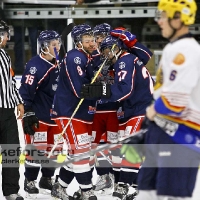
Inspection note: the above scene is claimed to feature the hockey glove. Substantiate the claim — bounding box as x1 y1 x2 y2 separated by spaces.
121 129 146 163
81 82 111 99
22 109 39 135
121 144 143 163
110 27 137 48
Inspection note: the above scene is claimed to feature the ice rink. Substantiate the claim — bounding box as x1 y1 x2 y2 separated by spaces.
0 77 199 199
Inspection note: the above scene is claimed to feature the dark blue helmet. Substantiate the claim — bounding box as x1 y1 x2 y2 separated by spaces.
100 35 123 52
93 23 111 36
37 30 61 53
38 30 60 43
71 24 93 43
38 30 61 49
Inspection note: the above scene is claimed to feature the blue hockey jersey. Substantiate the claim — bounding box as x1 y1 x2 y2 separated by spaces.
19 54 59 124
101 52 154 122
51 49 96 123
128 41 153 65
91 42 153 113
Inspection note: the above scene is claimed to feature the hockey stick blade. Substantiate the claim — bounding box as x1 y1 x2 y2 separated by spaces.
60 22 76 58
26 129 147 168
61 22 76 41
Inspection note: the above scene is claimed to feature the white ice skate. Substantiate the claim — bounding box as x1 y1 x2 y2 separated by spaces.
93 174 113 195
112 184 129 200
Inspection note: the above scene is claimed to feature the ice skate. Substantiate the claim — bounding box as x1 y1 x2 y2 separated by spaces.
5 193 24 200
24 178 39 199
39 176 53 195
73 188 82 200
126 189 138 200
112 184 129 200
51 182 73 200
109 172 115 185
81 189 97 200
93 174 113 195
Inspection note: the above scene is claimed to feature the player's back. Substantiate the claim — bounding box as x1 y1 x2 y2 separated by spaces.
121 54 154 119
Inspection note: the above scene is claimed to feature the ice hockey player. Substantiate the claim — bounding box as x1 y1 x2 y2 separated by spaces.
19 30 63 198
51 24 97 200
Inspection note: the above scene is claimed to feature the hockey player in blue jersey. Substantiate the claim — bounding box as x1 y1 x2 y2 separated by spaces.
91 23 153 197
51 24 98 200
19 30 63 198
91 23 119 196
81 35 154 200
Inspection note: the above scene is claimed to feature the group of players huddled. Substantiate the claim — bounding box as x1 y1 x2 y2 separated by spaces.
0 0 199 200
19 17 153 200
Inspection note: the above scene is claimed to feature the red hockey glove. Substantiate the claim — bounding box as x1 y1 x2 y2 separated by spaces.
110 27 137 48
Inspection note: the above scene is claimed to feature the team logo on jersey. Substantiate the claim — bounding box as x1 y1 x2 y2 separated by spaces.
119 62 125 69
29 67 37 74
77 133 90 145
74 57 81 64
52 84 58 91
88 106 96 114
173 53 185 65
137 60 143 66
34 132 47 142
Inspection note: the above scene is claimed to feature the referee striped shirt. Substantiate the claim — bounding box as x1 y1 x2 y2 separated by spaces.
0 48 23 108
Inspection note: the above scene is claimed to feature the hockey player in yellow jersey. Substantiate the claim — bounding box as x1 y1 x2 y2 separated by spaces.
136 0 200 199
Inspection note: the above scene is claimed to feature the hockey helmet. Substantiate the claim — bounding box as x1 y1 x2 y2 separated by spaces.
93 23 111 36
71 24 93 43
100 35 123 52
38 30 61 50
157 0 197 25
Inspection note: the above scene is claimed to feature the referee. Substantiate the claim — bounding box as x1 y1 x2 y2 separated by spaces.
0 20 24 200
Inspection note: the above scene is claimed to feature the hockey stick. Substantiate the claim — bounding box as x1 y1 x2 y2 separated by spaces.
59 22 76 58
61 23 75 42
25 128 147 168
99 150 112 165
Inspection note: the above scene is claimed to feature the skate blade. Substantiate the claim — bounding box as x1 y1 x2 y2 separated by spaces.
39 188 51 195
113 197 121 200
25 192 38 199
94 187 113 196
51 195 74 200
113 197 126 200
51 198 61 200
